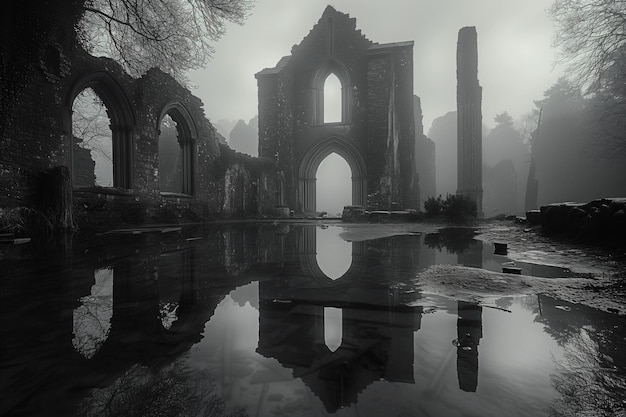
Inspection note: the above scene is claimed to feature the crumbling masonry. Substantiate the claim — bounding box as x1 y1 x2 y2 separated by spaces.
0 43 281 229
256 6 419 212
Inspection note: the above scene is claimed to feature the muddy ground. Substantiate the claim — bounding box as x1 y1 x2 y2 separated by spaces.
334 219 626 315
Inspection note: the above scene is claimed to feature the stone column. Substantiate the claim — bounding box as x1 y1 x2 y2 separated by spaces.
456 26 483 216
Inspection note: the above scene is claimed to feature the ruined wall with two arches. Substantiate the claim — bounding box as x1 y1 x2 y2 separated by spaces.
0 46 281 227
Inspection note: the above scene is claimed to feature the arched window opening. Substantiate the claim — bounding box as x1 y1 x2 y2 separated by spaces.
72 88 113 187
158 114 183 193
323 73 342 124
158 105 195 195
316 225 351 280
316 152 351 216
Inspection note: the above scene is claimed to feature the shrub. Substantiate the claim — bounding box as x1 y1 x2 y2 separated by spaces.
423 193 477 221
424 195 444 216
444 193 477 220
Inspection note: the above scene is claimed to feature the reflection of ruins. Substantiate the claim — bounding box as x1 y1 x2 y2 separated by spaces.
257 298 421 412
257 226 423 412
1 224 526 415
456 302 483 392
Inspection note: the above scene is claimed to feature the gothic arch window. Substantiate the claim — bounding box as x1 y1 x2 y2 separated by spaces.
157 102 197 195
311 60 351 125
68 71 135 189
323 73 342 123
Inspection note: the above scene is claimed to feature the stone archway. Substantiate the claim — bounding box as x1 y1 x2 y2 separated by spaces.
65 70 136 189
157 101 198 195
298 136 366 213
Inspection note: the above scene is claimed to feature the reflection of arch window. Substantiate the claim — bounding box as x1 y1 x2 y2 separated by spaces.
312 60 351 125
69 73 135 189
324 307 342 352
316 225 351 280
158 103 197 195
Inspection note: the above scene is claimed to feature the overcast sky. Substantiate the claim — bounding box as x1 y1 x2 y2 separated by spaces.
190 0 564 131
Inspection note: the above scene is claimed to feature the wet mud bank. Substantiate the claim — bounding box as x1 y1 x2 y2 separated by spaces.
417 264 625 315
340 220 626 316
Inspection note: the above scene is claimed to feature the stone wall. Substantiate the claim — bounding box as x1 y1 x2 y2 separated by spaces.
256 57 295 209
414 96 436 206
2 41 281 230
538 198 626 239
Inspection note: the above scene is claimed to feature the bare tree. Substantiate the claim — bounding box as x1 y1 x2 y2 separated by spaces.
550 0 626 88
550 0 626 154
72 88 112 163
77 0 255 82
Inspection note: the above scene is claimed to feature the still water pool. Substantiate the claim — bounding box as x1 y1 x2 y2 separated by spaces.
1 223 624 416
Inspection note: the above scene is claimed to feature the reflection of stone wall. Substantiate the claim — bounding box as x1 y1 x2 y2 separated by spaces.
456 301 482 392
256 291 422 412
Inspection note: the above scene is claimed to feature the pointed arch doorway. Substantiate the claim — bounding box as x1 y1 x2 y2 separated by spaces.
298 136 367 213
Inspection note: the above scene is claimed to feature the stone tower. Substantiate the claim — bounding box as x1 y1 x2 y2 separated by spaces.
456 26 483 216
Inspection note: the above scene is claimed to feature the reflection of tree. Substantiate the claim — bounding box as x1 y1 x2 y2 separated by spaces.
518 295 540 315
535 296 590 347
159 301 179 330
548 328 626 417
78 359 248 417
424 228 476 255
494 296 515 311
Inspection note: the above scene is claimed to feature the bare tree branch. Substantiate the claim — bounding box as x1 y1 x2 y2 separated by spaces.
78 0 255 82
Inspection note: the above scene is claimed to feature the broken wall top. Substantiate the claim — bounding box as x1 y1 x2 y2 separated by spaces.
256 5 414 79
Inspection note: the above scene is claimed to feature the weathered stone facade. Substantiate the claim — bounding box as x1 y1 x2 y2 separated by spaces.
1 40 280 229
414 95 436 206
456 26 483 216
256 6 418 213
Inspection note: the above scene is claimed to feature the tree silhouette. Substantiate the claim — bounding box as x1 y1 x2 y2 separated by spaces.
78 0 254 82
550 0 626 154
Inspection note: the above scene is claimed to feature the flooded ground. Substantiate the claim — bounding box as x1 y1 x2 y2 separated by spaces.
1 221 625 416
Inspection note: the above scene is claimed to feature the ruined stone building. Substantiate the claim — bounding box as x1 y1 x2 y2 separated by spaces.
255 6 419 212
0 31 281 229
1 5 428 229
